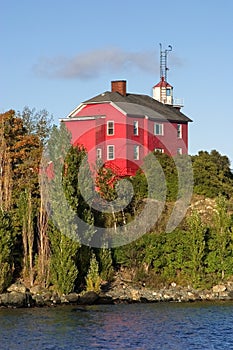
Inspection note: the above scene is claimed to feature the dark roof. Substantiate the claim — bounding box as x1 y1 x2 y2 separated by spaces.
83 91 192 123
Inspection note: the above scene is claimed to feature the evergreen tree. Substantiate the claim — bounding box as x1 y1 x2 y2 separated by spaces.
43 124 80 294
98 247 114 281
49 223 79 295
186 211 207 285
205 195 233 281
192 150 233 198
0 211 14 292
85 252 101 292
62 144 95 245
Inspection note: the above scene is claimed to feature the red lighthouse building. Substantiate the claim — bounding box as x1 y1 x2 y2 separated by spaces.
61 77 191 177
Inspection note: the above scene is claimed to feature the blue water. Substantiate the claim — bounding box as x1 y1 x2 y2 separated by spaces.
0 302 233 349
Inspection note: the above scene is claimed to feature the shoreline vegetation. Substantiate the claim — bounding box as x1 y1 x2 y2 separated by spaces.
1 108 233 308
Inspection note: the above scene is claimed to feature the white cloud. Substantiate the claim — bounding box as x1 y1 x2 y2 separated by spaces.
34 47 162 79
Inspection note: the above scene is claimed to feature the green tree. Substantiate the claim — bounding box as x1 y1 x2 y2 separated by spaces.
0 211 14 292
85 252 101 292
95 166 118 230
186 211 207 285
142 152 178 201
98 247 114 281
161 229 190 282
62 144 95 245
205 195 233 281
192 150 233 198
43 124 80 294
49 223 79 295
17 106 54 146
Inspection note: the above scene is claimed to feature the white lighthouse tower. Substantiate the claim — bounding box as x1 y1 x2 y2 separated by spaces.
152 44 174 105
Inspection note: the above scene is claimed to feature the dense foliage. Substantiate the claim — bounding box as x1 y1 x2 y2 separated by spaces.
0 108 233 294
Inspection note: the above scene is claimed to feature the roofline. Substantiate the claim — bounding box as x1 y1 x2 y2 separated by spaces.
60 115 106 122
66 103 85 118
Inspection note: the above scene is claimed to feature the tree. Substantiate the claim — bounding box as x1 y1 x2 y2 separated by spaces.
95 166 119 231
18 189 35 286
205 195 233 281
17 106 54 146
98 247 114 281
85 252 101 292
42 124 80 294
142 151 178 201
49 223 79 295
62 144 95 245
192 150 233 198
0 210 14 292
37 186 50 288
186 210 207 285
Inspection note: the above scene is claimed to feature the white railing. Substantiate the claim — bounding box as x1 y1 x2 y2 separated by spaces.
173 98 184 107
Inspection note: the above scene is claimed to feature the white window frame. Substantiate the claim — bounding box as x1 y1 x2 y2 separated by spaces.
134 145 140 160
154 148 164 153
154 123 164 136
177 147 182 155
133 121 139 136
107 121 114 136
96 148 102 160
177 124 182 139
107 145 115 160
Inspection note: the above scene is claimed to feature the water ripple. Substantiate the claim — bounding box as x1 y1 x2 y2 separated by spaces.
1 302 233 349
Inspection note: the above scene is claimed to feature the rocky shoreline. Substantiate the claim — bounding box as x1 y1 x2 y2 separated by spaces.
1 279 233 308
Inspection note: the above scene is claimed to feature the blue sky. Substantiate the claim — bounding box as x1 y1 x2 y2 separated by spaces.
2 0 233 164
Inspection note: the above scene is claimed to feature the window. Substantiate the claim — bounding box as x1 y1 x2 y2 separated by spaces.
177 124 182 138
133 121 139 135
107 145 115 160
166 88 171 96
134 145 139 160
154 148 164 153
97 148 102 160
107 121 114 135
154 123 164 135
177 147 182 155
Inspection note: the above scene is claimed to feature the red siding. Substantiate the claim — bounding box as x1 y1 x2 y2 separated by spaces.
63 102 189 176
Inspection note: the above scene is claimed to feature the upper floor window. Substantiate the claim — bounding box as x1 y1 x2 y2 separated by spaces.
107 145 115 160
177 147 182 155
154 123 164 136
133 121 139 135
177 124 182 138
107 121 114 135
134 145 140 160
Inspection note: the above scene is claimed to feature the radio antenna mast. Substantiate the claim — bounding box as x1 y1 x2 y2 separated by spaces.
160 43 172 82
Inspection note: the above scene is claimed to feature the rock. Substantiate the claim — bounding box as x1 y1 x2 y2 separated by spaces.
7 282 27 294
130 288 140 301
41 291 53 302
30 285 48 295
63 293 80 303
78 291 99 305
32 294 46 307
213 284 226 293
96 294 113 304
227 291 233 299
51 293 61 304
218 291 230 300
0 292 31 307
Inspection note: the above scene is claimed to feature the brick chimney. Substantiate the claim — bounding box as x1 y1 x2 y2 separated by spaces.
111 80 127 96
